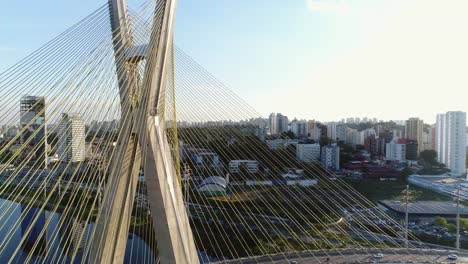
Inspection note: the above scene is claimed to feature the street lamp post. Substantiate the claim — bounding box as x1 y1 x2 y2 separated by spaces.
456 184 460 250
405 184 409 248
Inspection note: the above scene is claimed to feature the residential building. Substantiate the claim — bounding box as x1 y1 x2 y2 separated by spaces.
392 129 404 139
326 123 337 140
265 139 299 150
308 123 321 141
364 135 378 158
326 123 346 142
290 119 307 137
268 113 288 135
405 117 424 155
336 124 347 143
436 111 466 177
57 113 86 163
296 143 321 162
404 139 419 161
346 117 355 124
320 124 328 138
321 144 340 170
346 128 362 146
229 160 259 174
20 95 47 168
362 128 376 139
385 138 406 162
181 145 221 170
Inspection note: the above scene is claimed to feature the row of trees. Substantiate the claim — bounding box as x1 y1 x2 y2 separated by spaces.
434 216 468 232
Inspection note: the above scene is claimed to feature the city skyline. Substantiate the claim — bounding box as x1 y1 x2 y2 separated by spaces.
1 1 468 123
3 1 468 262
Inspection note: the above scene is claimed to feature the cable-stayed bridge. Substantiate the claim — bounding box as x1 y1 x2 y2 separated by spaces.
0 0 466 263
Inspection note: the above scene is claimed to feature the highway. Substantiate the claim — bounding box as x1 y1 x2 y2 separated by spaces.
222 248 468 263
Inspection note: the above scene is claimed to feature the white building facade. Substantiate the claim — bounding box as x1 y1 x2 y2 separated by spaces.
229 160 259 173
58 113 86 163
436 111 466 177
290 119 307 137
268 113 289 135
320 144 340 170
296 143 321 162
385 138 406 162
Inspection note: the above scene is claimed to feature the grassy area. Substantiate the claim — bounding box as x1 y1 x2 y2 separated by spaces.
345 179 452 204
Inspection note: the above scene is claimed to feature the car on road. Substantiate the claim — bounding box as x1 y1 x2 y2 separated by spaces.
447 254 458 260
373 253 384 258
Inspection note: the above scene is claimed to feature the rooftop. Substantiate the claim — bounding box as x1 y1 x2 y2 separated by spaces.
380 200 468 216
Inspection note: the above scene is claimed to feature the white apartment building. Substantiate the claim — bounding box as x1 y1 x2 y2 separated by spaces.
265 139 299 150
296 143 321 162
58 113 86 163
436 111 466 177
229 160 259 173
309 126 321 141
336 124 347 142
268 113 289 135
320 144 340 170
290 119 307 137
346 128 363 146
385 138 406 162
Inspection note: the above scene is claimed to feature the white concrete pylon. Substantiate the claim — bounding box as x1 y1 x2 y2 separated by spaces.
91 0 199 263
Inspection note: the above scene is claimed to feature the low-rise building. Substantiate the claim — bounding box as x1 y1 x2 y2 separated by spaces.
229 160 259 173
265 139 299 150
296 143 321 162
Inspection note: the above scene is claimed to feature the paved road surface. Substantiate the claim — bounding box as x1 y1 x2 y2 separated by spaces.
222 248 467 263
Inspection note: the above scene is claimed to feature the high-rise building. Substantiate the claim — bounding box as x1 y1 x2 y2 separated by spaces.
307 120 321 141
346 128 362 146
364 135 378 158
321 144 340 170
58 113 86 163
422 127 435 151
290 119 307 137
385 138 406 162
436 111 466 177
392 129 404 139
268 113 276 135
320 124 328 138
20 96 47 168
268 113 288 135
336 124 347 143
327 123 346 142
405 140 418 161
405 117 424 155
296 143 321 162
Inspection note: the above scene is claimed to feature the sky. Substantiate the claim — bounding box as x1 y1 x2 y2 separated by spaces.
1 0 468 124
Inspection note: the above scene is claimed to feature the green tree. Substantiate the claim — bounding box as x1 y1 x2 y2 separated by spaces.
434 216 448 227
420 150 437 165
401 167 413 178
447 223 456 233
281 131 296 139
319 136 331 146
460 218 468 230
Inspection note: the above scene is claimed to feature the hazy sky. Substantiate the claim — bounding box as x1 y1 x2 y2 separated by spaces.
1 0 467 123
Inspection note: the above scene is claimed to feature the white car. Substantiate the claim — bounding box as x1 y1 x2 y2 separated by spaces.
447 254 458 260
373 253 384 258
